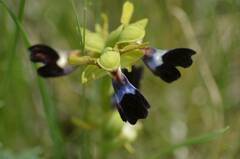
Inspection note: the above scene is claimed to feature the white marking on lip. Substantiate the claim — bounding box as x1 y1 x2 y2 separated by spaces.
57 51 68 68
147 49 166 70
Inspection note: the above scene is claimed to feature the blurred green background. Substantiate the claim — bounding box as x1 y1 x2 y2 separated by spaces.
0 0 240 158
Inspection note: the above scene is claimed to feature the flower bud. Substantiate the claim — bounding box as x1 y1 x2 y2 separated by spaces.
97 48 121 71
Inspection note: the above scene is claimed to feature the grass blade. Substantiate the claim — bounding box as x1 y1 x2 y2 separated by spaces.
7 0 25 69
0 1 65 158
0 0 30 46
71 0 86 53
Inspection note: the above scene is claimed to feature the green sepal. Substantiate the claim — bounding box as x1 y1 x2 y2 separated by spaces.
118 25 144 43
131 18 148 30
95 24 103 36
120 49 144 68
81 65 107 84
105 25 124 47
121 1 134 25
117 19 148 44
95 13 109 40
84 29 105 53
97 48 121 71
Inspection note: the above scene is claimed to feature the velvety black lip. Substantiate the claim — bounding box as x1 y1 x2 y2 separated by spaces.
115 99 127 122
28 44 75 78
37 65 64 78
29 44 59 64
116 92 150 125
118 90 150 125
112 73 150 125
142 47 196 83
154 64 181 83
162 48 196 68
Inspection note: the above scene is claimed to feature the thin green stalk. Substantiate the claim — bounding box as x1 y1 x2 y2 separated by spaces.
7 0 25 73
0 1 65 158
0 1 29 46
37 79 65 159
82 6 86 53
71 0 86 53
70 1 92 158
0 0 25 100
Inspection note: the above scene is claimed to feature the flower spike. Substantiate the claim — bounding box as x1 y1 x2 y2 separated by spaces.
112 69 150 125
29 44 78 78
142 47 196 83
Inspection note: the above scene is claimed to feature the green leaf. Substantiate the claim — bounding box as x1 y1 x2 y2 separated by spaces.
118 19 148 44
131 18 148 30
121 1 134 25
81 65 107 84
71 0 85 53
97 49 121 71
118 25 145 43
105 25 123 47
84 29 105 53
120 49 144 68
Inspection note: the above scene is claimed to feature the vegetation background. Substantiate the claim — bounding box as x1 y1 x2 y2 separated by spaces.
0 0 240 158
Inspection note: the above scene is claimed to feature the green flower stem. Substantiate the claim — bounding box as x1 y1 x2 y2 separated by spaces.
1 0 26 96
0 1 30 47
0 1 65 158
69 55 97 66
37 79 65 159
7 0 25 75
71 0 86 53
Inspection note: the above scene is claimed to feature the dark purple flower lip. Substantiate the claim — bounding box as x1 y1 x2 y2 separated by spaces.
111 66 144 110
28 44 77 78
112 70 150 125
142 47 196 83
122 66 144 89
